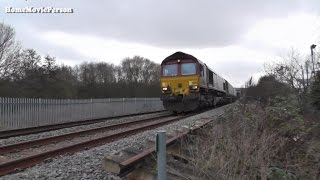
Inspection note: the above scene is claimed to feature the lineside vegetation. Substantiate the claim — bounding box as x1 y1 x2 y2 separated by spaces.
170 50 320 179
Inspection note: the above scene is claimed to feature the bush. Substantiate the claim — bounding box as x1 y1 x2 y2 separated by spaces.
172 99 319 180
245 75 293 103
265 95 305 137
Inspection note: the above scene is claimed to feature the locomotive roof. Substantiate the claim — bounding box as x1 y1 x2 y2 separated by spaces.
161 51 203 65
161 51 235 89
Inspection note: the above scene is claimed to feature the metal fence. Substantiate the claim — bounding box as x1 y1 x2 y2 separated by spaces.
0 97 164 130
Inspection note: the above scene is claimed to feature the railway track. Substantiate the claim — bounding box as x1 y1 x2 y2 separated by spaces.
0 110 166 139
0 113 194 176
105 118 214 178
0 114 173 154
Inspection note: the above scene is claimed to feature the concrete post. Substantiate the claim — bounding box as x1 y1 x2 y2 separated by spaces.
156 130 167 180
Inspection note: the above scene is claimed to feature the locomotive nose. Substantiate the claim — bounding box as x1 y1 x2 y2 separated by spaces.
160 75 200 103
162 81 189 96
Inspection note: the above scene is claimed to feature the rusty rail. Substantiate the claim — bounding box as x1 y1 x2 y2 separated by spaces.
0 114 192 176
110 118 213 177
0 114 173 154
0 110 166 139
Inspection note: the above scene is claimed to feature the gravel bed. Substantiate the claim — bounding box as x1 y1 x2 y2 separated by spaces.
0 111 170 146
0 105 231 180
3 117 176 161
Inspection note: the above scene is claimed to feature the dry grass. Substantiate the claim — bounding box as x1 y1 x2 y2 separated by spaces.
172 99 320 180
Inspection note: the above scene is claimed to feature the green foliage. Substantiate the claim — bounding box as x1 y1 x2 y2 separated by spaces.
245 75 292 103
265 95 305 137
268 167 297 180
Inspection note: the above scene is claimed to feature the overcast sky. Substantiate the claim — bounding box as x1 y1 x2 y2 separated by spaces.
1 0 320 87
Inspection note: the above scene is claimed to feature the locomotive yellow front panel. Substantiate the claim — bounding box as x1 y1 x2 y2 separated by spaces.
160 75 199 97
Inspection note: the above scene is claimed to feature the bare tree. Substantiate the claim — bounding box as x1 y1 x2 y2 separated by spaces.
264 49 312 94
120 56 143 83
42 55 58 74
119 56 160 84
77 62 98 85
0 22 21 79
95 62 116 84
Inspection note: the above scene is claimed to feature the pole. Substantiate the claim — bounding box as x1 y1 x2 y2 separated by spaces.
311 44 317 75
156 130 167 180
311 48 315 75
306 61 309 87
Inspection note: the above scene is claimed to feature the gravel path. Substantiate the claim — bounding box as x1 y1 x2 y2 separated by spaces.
0 111 169 146
0 105 230 180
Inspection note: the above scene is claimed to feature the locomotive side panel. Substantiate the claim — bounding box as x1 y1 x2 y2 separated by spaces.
228 83 235 96
213 72 218 89
216 74 225 92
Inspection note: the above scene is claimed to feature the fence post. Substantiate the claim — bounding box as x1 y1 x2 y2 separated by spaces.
38 98 41 126
90 98 93 119
122 98 125 114
5 97 8 128
0 97 2 128
9 98 13 128
156 130 167 180
0 97 1 127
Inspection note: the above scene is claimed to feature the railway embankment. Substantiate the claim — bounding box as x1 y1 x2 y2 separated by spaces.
168 98 320 180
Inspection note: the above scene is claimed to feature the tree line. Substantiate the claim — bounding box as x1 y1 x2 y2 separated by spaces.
244 48 320 110
0 22 161 98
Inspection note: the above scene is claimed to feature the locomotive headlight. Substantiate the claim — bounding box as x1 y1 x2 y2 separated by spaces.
190 85 198 90
162 87 168 91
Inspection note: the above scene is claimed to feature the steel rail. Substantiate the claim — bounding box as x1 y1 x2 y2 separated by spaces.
116 118 213 177
0 114 173 154
0 114 192 176
0 110 166 139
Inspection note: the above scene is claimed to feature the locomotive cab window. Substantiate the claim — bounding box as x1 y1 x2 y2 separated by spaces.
163 64 178 76
181 63 196 75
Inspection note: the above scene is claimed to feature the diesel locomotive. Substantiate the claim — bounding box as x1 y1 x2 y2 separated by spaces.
160 51 236 113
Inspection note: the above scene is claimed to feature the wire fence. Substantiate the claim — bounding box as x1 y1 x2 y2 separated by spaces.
0 97 164 130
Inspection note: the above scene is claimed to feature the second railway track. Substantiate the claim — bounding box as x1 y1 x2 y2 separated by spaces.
0 114 173 154
0 113 194 176
0 110 166 139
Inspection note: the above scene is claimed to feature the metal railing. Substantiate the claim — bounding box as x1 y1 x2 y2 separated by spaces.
0 97 164 130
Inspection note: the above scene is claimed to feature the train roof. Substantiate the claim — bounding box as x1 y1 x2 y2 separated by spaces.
161 51 203 65
161 51 235 89
163 51 218 72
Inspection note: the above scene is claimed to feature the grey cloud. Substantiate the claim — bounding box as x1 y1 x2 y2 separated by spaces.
0 0 319 83
10 25 86 64
2 0 319 48
209 59 263 87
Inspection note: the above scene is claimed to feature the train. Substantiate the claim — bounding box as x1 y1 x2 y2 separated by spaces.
160 51 236 113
